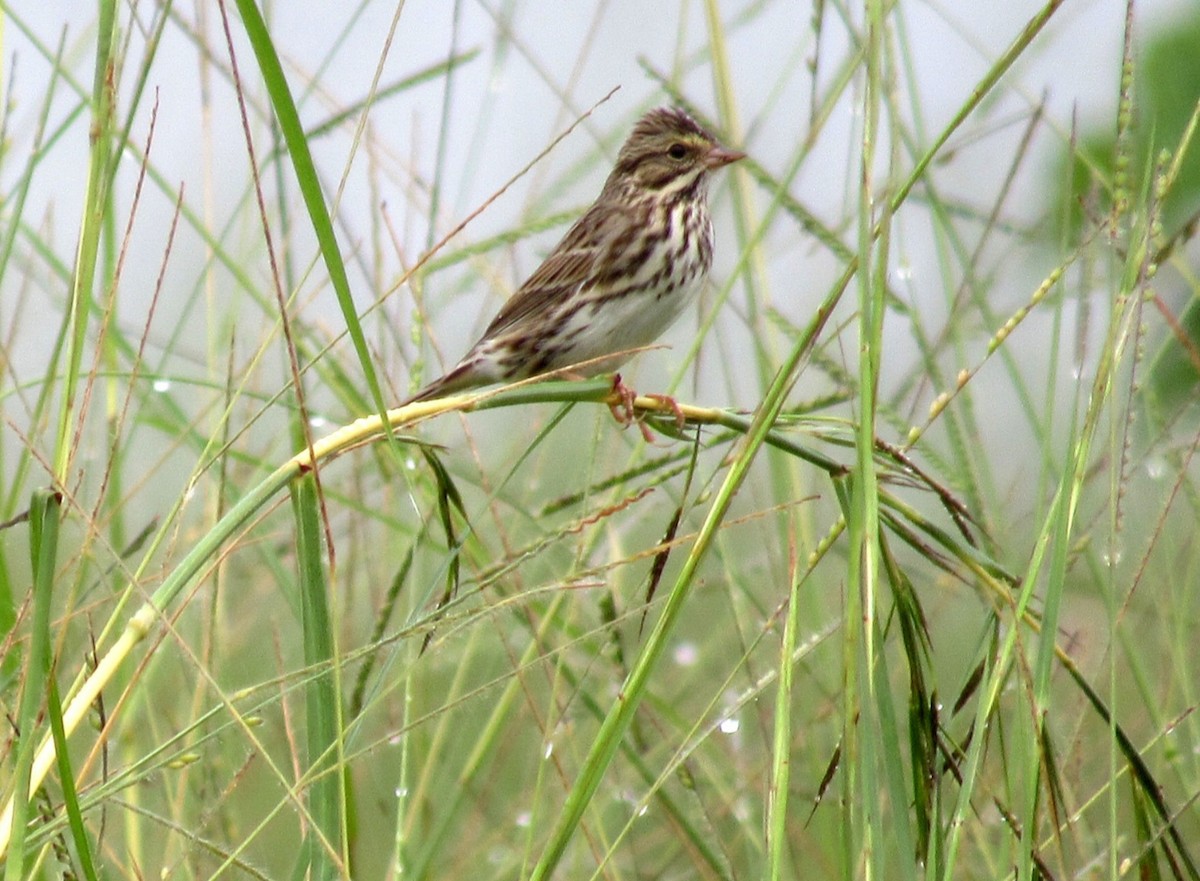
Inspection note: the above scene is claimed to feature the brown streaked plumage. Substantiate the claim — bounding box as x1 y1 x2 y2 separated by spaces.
404 106 744 405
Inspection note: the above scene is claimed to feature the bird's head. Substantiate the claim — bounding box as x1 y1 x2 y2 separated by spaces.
606 107 744 196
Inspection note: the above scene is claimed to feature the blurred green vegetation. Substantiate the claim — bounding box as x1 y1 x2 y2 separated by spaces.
1050 10 1200 420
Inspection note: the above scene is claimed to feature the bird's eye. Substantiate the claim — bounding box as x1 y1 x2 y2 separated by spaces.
667 143 688 160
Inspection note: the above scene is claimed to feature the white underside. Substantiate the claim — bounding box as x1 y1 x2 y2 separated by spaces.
553 201 711 376
554 274 704 375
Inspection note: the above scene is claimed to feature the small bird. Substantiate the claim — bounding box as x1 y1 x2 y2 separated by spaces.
404 106 744 416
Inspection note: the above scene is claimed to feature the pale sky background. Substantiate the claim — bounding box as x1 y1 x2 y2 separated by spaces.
1 0 1194 471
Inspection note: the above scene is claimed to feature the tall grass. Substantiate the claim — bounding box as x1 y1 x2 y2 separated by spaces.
1 1 1197 879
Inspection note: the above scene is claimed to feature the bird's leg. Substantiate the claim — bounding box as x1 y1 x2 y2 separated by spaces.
607 372 637 424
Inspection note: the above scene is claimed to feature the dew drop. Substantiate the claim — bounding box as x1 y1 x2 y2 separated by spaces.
152 378 171 393
719 717 740 735
673 642 698 666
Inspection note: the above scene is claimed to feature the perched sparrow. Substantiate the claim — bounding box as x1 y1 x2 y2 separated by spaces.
404 106 744 411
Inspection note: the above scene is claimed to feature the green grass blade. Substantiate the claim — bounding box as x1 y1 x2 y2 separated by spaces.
292 474 347 879
765 554 802 881
233 0 392 424
51 0 118 483
3 490 60 881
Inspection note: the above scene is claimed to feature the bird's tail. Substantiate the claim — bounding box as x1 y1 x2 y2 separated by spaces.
400 361 479 406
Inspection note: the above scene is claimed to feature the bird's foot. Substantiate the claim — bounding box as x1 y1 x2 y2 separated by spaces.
606 375 684 442
641 393 687 431
606 374 644 437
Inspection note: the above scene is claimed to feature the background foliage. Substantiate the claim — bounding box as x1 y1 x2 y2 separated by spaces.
1 1 1198 879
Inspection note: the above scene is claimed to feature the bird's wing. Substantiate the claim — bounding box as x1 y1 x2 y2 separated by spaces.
479 199 636 338
481 244 596 337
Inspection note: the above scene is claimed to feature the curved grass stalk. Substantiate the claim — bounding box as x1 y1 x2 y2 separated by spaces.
0 381 726 859
0 394 448 858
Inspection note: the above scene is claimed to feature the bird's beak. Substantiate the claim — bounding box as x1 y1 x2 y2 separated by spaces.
704 145 746 169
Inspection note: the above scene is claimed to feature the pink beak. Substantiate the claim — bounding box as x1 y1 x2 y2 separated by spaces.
704 145 746 169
